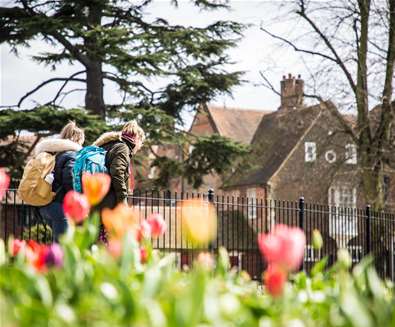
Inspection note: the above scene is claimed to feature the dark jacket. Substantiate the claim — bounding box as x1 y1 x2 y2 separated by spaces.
35 138 82 203
52 151 76 202
93 132 134 209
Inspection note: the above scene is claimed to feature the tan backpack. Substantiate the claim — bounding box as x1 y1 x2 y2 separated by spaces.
17 152 56 206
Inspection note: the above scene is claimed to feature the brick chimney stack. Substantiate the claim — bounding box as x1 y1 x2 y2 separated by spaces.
278 73 304 111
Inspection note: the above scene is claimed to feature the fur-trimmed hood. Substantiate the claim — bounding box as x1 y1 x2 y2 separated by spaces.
93 132 122 147
35 138 82 155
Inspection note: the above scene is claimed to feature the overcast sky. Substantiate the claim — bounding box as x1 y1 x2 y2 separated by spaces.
0 1 310 116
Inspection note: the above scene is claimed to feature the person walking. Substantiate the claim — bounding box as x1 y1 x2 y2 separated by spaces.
93 120 145 210
37 121 85 241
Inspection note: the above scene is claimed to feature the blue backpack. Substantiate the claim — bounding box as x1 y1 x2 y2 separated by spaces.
72 146 108 193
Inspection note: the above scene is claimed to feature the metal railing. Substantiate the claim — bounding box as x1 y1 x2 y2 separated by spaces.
1 189 395 280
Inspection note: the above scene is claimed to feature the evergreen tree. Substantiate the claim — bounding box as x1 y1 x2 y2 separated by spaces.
0 0 248 189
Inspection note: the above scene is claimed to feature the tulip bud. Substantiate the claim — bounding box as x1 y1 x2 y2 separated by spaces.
312 229 323 250
44 244 63 268
196 252 215 270
136 220 151 242
337 248 352 269
140 247 148 263
82 173 111 206
0 168 10 201
63 191 90 223
147 213 166 239
264 264 287 297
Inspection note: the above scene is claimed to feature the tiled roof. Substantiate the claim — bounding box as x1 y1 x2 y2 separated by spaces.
225 103 326 187
206 105 271 144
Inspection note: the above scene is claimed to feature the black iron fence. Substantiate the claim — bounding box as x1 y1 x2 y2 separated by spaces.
1 189 395 280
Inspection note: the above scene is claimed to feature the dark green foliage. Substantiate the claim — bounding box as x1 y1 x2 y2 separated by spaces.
0 0 246 188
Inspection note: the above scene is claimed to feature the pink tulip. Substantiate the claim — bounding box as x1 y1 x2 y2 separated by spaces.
136 220 151 242
63 191 90 223
0 168 10 201
147 213 166 239
264 264 287 297
43 244 63 268
258 224 306 272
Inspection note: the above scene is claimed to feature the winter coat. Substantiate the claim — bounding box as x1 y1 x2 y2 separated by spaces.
35 138 82 202
93 132 134 209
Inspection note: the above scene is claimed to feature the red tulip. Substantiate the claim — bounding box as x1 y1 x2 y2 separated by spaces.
264 264 287 297
140 247 148 263
25 240 47 272
82 172 111 206
11 239 26 256
136 220 151 242
63 191 90 223
258 224 305 272
147 213 166 239
0 168 10 201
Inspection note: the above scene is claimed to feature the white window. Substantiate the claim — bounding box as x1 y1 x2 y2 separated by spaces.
325 150 337 163
304 244 321 262
148 166 157 179
246 188 257 219
328 186 357 237
305 142 316 162
345 144 357 164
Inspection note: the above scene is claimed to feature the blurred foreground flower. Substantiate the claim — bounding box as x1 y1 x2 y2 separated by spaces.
181 199 217 246
140 247 148 263
0 168 10 200
264 264 287 297
63 191 90 223
258 224 305 272
102 203 139 239
43 243 64 268
196 252 215 270
11 239 26 256
258 225 306 297
11 239 63 273
312 229 323 250
82 173 111 206
147 213 166 239
136 220 152 242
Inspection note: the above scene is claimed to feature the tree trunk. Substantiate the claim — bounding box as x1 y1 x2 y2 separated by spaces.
85 62 105 118
84 4 105 119
360 151 384 210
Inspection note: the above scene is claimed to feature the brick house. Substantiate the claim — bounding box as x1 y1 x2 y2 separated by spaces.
223 74 395 273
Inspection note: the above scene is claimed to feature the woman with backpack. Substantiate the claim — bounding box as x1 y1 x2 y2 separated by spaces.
93 120 145 210
36 121 85 241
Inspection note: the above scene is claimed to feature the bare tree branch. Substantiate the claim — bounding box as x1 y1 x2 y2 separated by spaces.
45 70 86 106
17 76 86 107
296 0 357 93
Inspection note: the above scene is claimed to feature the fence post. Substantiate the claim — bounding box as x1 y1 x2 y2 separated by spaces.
366 204 371 254
298 196 305 271
298 197 305 230
208 188 215 252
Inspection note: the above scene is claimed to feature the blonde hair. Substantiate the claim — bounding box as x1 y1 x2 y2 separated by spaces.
60 121 85 145
122 120 145 144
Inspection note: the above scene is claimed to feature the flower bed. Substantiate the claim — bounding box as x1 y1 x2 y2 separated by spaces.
1 170 395 326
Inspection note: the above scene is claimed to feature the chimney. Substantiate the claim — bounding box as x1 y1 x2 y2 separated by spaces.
278 73 304 111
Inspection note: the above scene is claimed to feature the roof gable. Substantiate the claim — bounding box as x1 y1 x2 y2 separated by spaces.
205 105 271 144
227 104 325 187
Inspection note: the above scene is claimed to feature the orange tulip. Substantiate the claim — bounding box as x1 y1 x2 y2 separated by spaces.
102 203 139 240
82 173 111 206
181 199 217 246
